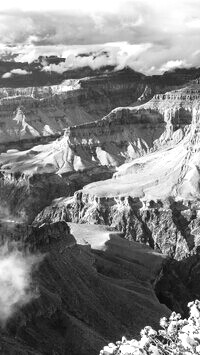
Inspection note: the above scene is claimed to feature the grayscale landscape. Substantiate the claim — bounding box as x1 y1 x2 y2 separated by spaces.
1 1 200 354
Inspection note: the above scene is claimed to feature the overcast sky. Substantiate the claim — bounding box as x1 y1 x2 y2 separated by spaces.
0 0 200 74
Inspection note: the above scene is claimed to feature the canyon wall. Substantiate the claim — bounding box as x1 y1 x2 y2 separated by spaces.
31 79 200 318
35 192 200 260
2 70 200 354
0 108 166 177
1 79 200 222
1 67 200 151
0 69 146 148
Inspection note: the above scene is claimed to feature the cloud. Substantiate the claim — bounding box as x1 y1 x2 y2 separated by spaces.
0 243 43 324
186 18 200 29
0 0 125 13
11 68 32 75
0 0 200 73
2 68 32 78
41 42 151 72
160 60 188 72
2 72 12 78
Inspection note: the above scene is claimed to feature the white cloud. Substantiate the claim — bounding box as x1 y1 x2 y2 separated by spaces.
186 18 200 29
160 60 187 72
41 42 151 73
2 72 12 78
11 68 32 75
0 0 125 13
0 0 200 74
2 68 32 78
0 244 42 323
15 48 41 63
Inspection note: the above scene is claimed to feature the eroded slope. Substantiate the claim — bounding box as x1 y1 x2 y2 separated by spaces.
0 220 168 355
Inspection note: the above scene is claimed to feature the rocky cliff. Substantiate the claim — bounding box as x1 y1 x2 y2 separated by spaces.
2 71 200 353
0 165 114 224
0 100 167 225
0 219 169 355
30 79 200 320
35 193 200 260
3 77 198 174
0 108 165 175
1 79 200 223
135 78 200 149
0 68 146 148
73 79 200 201
2 66 200 151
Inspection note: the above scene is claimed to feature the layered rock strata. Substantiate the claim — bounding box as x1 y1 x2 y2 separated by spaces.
0 69 146 146
2 67 200 150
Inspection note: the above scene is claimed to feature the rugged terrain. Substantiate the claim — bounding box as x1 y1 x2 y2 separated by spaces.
2 65 200 151
0 108 164 175
0 67 146 148
0 220 168 355
2 67 200 354
1 78 198 222
30 78 200 317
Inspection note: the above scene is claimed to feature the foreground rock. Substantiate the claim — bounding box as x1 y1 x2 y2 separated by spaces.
0 221 168 355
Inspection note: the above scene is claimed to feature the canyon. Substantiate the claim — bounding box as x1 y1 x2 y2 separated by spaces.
0 68 146 149
31 77 200 316
2 65 200 153
1 66 200 354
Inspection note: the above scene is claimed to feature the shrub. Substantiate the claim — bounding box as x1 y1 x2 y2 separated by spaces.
100 300 200 354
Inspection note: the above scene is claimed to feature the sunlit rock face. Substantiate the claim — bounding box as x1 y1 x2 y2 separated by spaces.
31 79 200 263
0 68 147 148
139 79 200 149
3 68 200 355
68 80 200 202
0 105 165 224
1 66 200 151
2 79 199 178
27 78 200 326
1 79 200 224
0 108 165 177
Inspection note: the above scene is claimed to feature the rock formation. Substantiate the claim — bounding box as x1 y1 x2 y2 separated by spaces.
2 68 200 354
2 66 200 152
0 100 167 224
30 79 200 319
64 79 200 202
0 219 169 355
0 68 146 148
0 108 164 175
1 78 200 222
